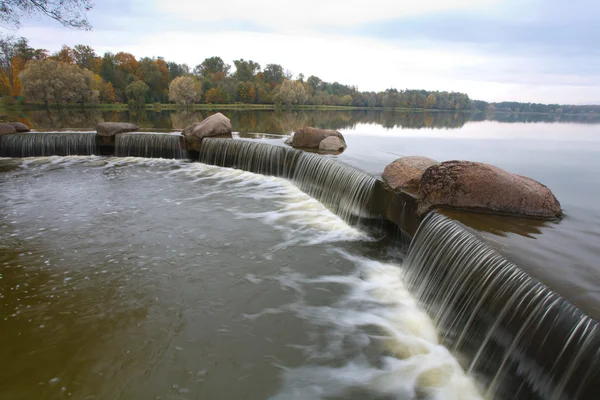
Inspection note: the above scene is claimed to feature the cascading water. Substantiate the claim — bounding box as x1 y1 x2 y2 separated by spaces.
0 132 96 157
115 133 188 159
198 138 378 225
403 212 600 400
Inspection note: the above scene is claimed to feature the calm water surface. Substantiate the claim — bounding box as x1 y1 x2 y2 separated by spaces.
1 110 600 398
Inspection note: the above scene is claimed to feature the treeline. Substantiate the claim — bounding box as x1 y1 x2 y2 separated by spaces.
0 36 597 113
472 100 600 115
0 36 474 110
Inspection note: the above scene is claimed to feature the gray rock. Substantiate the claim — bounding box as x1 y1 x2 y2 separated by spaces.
182 112 232 151
319 136 347 152
0 123 17 135
96 122 139 137
284 136 293 145
292 127 345 148
418 161 562 219
383 156 438 190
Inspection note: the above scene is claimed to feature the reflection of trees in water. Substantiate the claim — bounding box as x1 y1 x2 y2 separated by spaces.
12 108 600 131
27 109 104 130
474 112 600 124
171 110 204 129
221 110 470 133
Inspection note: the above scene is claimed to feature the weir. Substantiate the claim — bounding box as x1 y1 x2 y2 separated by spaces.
405 212 600 399
115 133 188 159
198 138 380 226
2 133 600 399
0 132 96 157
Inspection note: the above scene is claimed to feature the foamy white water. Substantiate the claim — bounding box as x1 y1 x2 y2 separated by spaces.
262 251 483 400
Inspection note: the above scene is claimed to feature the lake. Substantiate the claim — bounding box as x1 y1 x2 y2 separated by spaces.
1 109 599 399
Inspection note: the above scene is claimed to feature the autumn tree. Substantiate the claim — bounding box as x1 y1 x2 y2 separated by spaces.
125 80 149 107
193 56 230 80
0 35 47 96
115 52 139 76
168 76 201 105
51 45 74 64
0 0 94 29
275 80 307 106
424 93 437 109
204 87 228 104
20 59 99 106
248 85 257 104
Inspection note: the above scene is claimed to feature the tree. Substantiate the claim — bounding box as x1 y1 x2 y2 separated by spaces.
233 59 260 82
19 59 98 106
204 86 228 104
73 44 98 71
0 35 47 96
138 57 168 101
0 0 94 30
167 62 189 80
51 45 74 64
193 56 230 80
168 76 201 105
263 64 284 86
115 52 139 75
307 75 322 92
248 85 256 104
424 93 437 109
125 80 149 107
276 80 307 106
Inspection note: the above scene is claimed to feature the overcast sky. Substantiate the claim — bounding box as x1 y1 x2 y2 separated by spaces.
5 0 600 104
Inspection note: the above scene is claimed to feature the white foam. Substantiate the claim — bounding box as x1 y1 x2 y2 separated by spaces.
268 251 484 400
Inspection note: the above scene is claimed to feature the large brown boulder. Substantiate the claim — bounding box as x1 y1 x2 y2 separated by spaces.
97 122 139 137
418 161 562 219
319 136 347 152
0 122 30 133
0 124 16 135
182 112 232 150
10 122 30 132
292 127 345 148
383 156 438 190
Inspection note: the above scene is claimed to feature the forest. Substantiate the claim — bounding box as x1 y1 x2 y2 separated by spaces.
1 35 599 115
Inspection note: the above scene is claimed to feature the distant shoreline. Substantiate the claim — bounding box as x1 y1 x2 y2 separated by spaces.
0 103 596 117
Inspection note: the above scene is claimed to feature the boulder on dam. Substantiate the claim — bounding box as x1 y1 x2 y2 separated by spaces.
182 112 232 151
96 122 139 137
289 127 347 151
418 160 562 219
0 122 30 134
383 156 439 191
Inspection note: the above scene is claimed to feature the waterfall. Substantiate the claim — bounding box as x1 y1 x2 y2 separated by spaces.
0 132 96 157
404 212 600 400
198 138 378 225
115 133 188 159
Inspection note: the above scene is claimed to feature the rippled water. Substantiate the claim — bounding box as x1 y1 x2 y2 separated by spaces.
0 157 480 399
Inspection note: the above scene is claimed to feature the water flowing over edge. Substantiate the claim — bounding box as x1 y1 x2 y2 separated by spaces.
0 133 96 158
404 212 600 400
115 133 188 160
198 138 379 227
